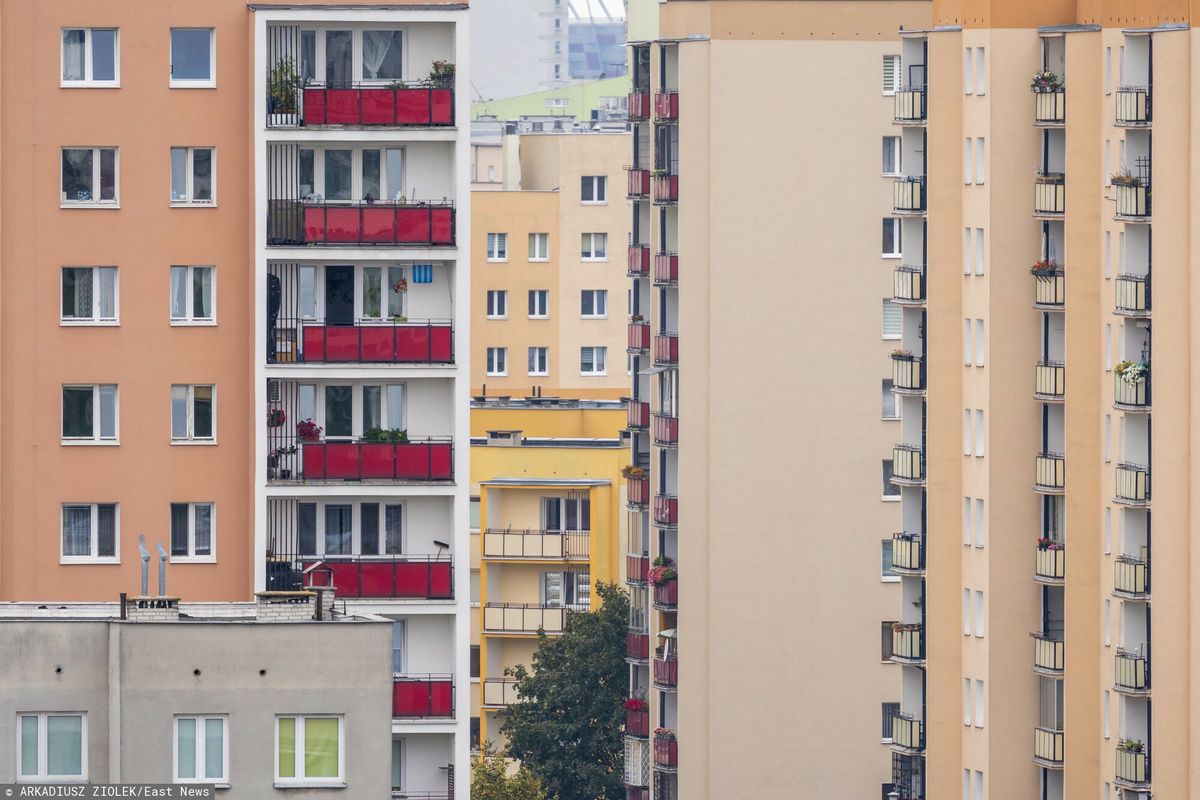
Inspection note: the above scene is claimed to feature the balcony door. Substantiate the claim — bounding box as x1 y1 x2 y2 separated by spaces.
325 265 354 325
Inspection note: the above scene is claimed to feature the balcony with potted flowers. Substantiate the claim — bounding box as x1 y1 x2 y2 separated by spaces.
650 556 677 610
1113 360 1150 411
1032 259 1065 309
1115 739 1150 789
625 696 650 739
1032 69 1065 125
653 729 678 772
1035 538 1065 585
891 349 925 395
1112 169 1151 221
624 464 650 509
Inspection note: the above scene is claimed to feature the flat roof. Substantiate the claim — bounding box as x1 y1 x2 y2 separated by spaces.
250 3 467 9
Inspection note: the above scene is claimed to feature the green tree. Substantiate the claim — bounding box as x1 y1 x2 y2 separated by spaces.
471 743 551 800
501 582 630 800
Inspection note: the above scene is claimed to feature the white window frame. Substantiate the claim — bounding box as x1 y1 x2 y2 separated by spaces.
61 147 119 208
880 539 899 582
882 136 901 176
274 716 344 788
170 503 217 563
171 384 216 444
302 26 407 85
169 27 216 88
61 28 120 88
170 147 217 206
486 347 507 376
528 346 549 377
580 346 607 376
60 267 119 326
881 299 901 340
486 289 507 319
975 47 986 95
528 289 549 319
580 232 608 262
881 379 900 420
882 54 901 95
60 504 119 564
170 265 216 325
581 289 608 319
487 233 508 262
581 175 607 204
528 232 550 261
17 713 88 783
61 384 118 444
295 500 407 557
299 382 407 440
882 218 902 258
173 715 229 785
298 146 407 203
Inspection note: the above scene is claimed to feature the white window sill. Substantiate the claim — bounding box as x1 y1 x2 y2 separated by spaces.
61 81 121 89
883 172 902 178
881 254 902 260
581 201 608 206
61 319 120 327
528 372 549 377
485 373 507 377
18 777 88 784
485 316 507 321
581 372 607 377
273 781 345 789
883 90 897 97
61 202 119 210
881 576 900 583
486 258 508 263
528 258 550 263
61 558 120 565
170 319 217 327
171 556 217 564
171 201 217 208
61 439 119 446
581 258 609 263
528 315 549 320
882 335 901 341
882 416 900 422
881 495 901 502
171 439 218 446
582 315 607 320
170 80 217 89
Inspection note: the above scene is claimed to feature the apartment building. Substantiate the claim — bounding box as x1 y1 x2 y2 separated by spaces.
623 2 930 798
469 0 569 100
469 400 627 746
885 2 1191 799
0 2 470 796
473 132 630 400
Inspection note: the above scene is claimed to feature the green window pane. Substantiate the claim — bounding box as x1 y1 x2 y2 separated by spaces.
391 739 402 789
20 716 38 776
303 718 339 778
177 718 197 779
46 715 82 777
277 718 296 778
204 718 224 780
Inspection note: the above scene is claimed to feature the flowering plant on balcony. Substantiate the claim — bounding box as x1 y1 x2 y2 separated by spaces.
1111 171 1142 187
392 277 408 293
648 565 677 586
296 418 323 441
622 465 646 479
1030 259 1060 277
1119 738 1145 753
362 427 409 444
1114 360 1148 385
654 728 676 740
1030 70 1063 93
1036 537 1064 551
268 408 287 428
429 60 455 87
624 697 649 712
891 348 915 360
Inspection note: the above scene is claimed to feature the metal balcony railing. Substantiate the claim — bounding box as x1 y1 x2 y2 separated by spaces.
1115 462 1150 505
1115 86 1151 125
1035 727 1064 766
1034 89 1066 124
482 529 590 561
1115 273 1151 315
893 88 926 123
1114 555 1150 598
1115 649 1150 693
1035 361 1065 400
1035 173 1066 215
1035 452 1065 492
1033 633 1065 674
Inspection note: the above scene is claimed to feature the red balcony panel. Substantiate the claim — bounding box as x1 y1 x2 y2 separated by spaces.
627 400 650 429
629 92 650 120
395 207 432 243
628 322 650 351
300 441 453 481
327 442 363 479
325 207 362 243
394 324 454 363
303 87 328 124
429 88 453 124
652 174 678 203
393 677 454 717
628 169 650 198
627 789 650 800
429 207 454 244
301 440 327 478
652 414 678 445
653 578 678 608
325 89 362 124
627 245 650 276
653 495 678 526
627 554 649 583
361 206 397 242
303 206 328 242
653 657 678 688
626 709 650 737
654 334 679 365
359 326 397 361
654 735 678 768
654 254 678 284
626 630 649 660
299 324 452 364
392 561 453 598
304 558 452 599
360 88 395 124
654 91 679 120
627 477 650 506
395 441 454 480
299 204 454 246
359 442 396 479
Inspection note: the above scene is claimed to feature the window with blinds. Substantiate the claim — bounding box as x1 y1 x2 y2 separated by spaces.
883 54 901 94
882 299 902 339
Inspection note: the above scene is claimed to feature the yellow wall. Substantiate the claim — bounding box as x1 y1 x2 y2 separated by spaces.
471 405 625 439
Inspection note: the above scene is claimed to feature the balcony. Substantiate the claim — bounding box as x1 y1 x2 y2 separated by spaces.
627 554 650 585
268 202 455 247
1115 87 1151 125
481 678 521 709
1034 89 1066 125
890 713 924 753
1115 650 1150 694
652 173 678 204
1033 633 1065 675
890 753 924 800
1034 173 1066 216
1114 369 1150 410
653 253 679 286
483 603 579 635
1115 274 1151 316
270 320 454 365
653 494 678 527
271 554 452 599
891 444 924 486
1115 743 1150 787
1035 361 1065 401
891 533 924 575
893 176 926 214
1034 267 1066 308
891 354 925 394
482 529 589 561
653 733 678 771
653 333 679 366
627 399 650 430
627 167 650 199
1113 179 1150 219
626 629 650 662
392 675 454 718
626 707 650 738
628 322 651 353
293 83 454 128
628 91 651 121
653 577 678 610
1115 462 1150 506
652 413 678 447
891 623 924 665
653 656 678 689
1034 727 1064 768
1035 452 1065 493
627 244 651 277
1114 556 1150 599
1035 544 1065 584
893 266 925 305
627 475 650 508
893 88 926 123
282 439 453 483
654 91 679 121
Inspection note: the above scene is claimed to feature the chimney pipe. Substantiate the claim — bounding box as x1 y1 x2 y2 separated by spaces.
156 543 168 596
138 535 150 597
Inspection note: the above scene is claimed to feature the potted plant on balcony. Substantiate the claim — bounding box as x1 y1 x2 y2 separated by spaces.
891 348 915 360
363 427 409 444
268 407 287 428
1119 738 1145 753
1030 258 1060 277
654 727 676 740
268 56 302 126
648 561 677 587
429 60 455 87
621 465 646 480
1114 360 1148 385
269 444 297 480
1030 70 1063 93
624 697 648 712
1036 537 1063 551
1111 171 1142 187
296 418 323 442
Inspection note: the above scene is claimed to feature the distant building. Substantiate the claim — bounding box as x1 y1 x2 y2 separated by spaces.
569 21 628 80
470 0 569 100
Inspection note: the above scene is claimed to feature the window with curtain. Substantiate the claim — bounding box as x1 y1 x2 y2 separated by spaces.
276 716 342 783
362 30 403 81
63 29 117 85
62 384 117 441
62 147 117 204
62 267 117 323
324 31 352 86
171 385 214 441
170 147 214 204
385 505 403 554
62 503 116 560
324 505 352 555
170 266 214 322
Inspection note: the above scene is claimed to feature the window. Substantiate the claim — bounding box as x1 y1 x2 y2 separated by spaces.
974 409 985 455
486 347 507 376
962 588 971 635
881 539 898 581
962 228 972 274
541 570 591 608
882 460 900 498
18 713 86 782
362 30 403 80
61 504 117 562
170 147 215 204
170 503 214 561
61 147 117 206
487 233 508 261
469 497 481 530
170 266 215 323
581 289 608 318
882 299 901 339
470 646 481 679
170 28 215 87
276 716 342 786
963 319 973 365
528 233 549 261
880 621 896 660
974 680 985 727
974 228 984 275
882 55 900 94
963 679 972 724
1104 599 1112 646
528 289 549 318
882 218 901 257
882 380 899 419
963 409 972 455
962 497 973 546
174 716 227 784
581 175 607 203
61 267 117 324
882 136 901 175
171 385 215 442
963 138 973 183
974 138 986 184
974 319 985 365
580 346 607 375
1106 46 1113 94
974 590 984 637
62 384 117 442
486 290 507 319
528 347 549 376
975 47 986 94
581 233 608 261
62 28 118 86
881 702 900 740
974 498 985 548
963 47 974 94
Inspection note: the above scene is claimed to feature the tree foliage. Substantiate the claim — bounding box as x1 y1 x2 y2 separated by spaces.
500 582 630 800
471 743 552 800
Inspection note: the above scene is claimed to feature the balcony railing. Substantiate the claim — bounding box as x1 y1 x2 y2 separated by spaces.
891 444 924 485
628 322 651 353
1114 555 1150 598
627 399 650 430
654 253 679 286
287 439 454 482
890 753 924 800
890 713 924 752
627 629 650 662
1035 89 1066 125
270 320 454 365
651 174 678 204
1035 545 1065 583
1034 268 1066 307
891 533 924 574
628 92 651 121
654 91 679 121
1035 361 1065 400
1115 86 1151 125
653 656 678 689
893 266 925 304
1115 743 1150 786
1033 633 1065 674
1114 371 1150 409
627 554 649 585
652 413 678 447
626 708 650 738
653 733 678 770
291 82 454 128
393 675 454 718
1034 727 1064 767
893 176 926 214
483 602 581 635
653 577 678 609
482 529 590 561
891 623 924 664
627 244 651 277
1115 650 1150 693
268 201 455 247
1035 452 1065 493
653 494 678 527
1115 274 1150 315
627 167 650 199
1115 462 1150 505
481 678 521 708
653 333 679 365
1035 173 1066 216
265 553 452 599
1114 181 1150 218
893 88 926 123
627 476 650 507
892 354 925 393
